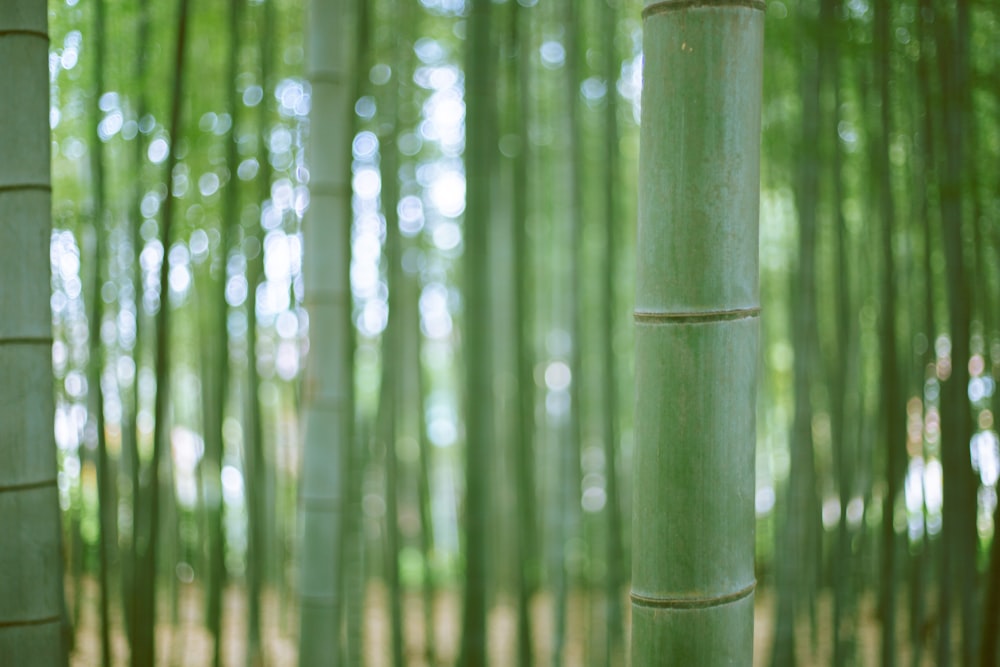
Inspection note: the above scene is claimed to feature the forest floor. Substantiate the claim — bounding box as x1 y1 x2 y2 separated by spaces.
68 577 940 666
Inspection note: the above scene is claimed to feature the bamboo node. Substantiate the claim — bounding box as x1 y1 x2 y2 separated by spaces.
643 0 767 17
630 581 755 609
0 183 52 194
0 614 60 629
0 478 58 495
634 306 760 323
0 29 49 41
0 336 55 346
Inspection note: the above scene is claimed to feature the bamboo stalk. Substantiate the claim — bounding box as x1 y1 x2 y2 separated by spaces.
632 1 763 662
297 0 356 663
602 2 626 664
87 0 114 663
0 4 68 664
459 1 495 664
133 0 191 663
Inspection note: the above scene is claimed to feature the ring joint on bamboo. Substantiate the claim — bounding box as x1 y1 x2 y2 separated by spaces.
643 0 767 17
630 581 756 610
0 478 58 495
634 306 760 324
0 29 49 41
0 183 52 195
0 336 56 346
0 614 61 629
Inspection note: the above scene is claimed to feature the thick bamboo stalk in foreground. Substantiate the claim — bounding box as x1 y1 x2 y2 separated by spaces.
632 1 763 662
0 2 67 665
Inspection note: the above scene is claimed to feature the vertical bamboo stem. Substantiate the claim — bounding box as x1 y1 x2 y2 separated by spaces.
0 2 67 664
632 1 763 662
133 1 190 663
459 0 495 664
298 0 355 663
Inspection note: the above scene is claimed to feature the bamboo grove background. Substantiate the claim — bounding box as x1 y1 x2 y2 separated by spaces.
18 0 1000 663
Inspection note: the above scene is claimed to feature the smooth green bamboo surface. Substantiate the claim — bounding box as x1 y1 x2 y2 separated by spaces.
298 0 355 663
633 1 763 663
459 0 493 664
0 3 66 665
87 2 114 665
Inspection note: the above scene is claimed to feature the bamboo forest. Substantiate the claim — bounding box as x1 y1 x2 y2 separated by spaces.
2 0 1000 664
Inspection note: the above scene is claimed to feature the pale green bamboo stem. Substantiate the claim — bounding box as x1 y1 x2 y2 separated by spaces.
511 2 538 664
87 1 114 664
298 0 355 663
132 0 190 667
459 0 494 664
343 4 369 664
0 3 67 665
122 0 150 653
602 2 625 664
632 2 763 662
243 5 268 655
555 1 584 662
134 1 191 664
378 80 405 667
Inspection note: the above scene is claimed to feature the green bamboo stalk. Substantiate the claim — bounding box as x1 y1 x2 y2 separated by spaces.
949 4 980 664
70 441 84 646
391 119 435 659
87 1 114 663
983 499 1000 667
632 1 762 663
772 7 823 663
343 422 366 667
122 0 151 654
393 10 433 649
873 1 904 664
910 13 937 662
244 154 267 667
554 1 584 662
601 2 625 664
510 1 538 664
459 0 495 664
203 2 247 663
378 273 405 667
243 5 267 656
378 50 406 663
375 2 412 661
163 443 182 632
297 0 356 662
253 0 277 600
342 3 370 663
197 273 226 663
933 2 978 663
0 2 68 665
823 2 857 663
133 0 191 663
982 34 1000 654
412 290 437 664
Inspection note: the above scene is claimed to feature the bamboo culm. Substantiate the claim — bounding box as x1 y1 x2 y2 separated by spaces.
632 2 763 663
